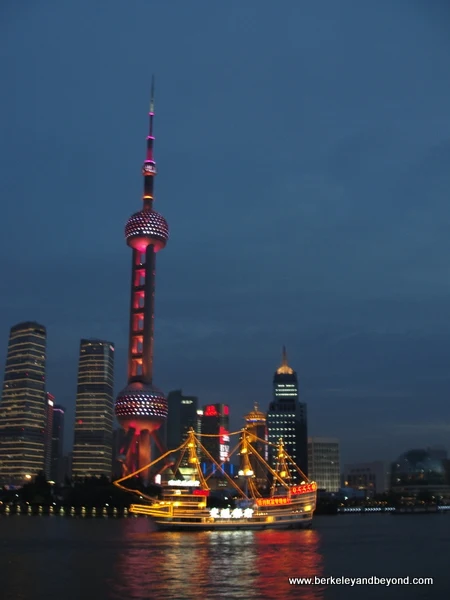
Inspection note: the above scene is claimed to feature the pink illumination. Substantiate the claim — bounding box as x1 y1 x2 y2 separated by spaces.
115 91 169 479
204 405 219 417
223 405 229 415
125 209 169 252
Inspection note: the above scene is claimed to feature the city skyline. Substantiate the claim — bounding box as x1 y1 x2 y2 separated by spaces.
2 1 450 465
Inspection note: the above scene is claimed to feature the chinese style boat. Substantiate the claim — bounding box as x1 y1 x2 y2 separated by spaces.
113 428 317 531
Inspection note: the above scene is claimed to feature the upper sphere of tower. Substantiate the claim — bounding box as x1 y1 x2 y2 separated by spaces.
125 209 169 252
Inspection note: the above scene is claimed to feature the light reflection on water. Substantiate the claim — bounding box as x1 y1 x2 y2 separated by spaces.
110 520 324 599
2 515 449 599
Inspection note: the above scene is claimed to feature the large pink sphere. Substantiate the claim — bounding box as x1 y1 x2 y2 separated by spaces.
125 209 169 252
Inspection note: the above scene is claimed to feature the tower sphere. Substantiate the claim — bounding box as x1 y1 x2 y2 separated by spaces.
125 209 169 252
115 381 168 433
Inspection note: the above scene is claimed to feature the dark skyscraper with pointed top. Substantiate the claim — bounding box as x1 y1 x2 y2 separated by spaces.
114 80 169 480
267 347 308 481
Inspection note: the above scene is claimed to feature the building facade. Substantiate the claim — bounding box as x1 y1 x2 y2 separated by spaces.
0 322 47 485
50 404 65 484
308 437 340 492
72 339 114 479
166 390 198 450
390 450 450 498
343 461 390 496
267 347 308 482
200 404 230 467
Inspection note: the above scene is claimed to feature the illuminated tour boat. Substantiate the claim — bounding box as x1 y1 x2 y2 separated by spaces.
114 428 317 531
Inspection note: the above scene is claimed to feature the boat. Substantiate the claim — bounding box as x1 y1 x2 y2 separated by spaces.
114 428 317 531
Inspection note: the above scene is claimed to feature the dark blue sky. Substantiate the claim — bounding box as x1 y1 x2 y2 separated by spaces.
1 1 450 463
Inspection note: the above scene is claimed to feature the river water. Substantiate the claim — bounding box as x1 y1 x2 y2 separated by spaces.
0 514 447 599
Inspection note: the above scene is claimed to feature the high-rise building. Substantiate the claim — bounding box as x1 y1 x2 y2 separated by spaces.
50 404 65 484
44 392 54 479
267 347 308 482
114 82 170 482
166 390 198 450
244 403 268 490
72 339 114 479
0 322 47 486
200 404 230 466
308 437 340 492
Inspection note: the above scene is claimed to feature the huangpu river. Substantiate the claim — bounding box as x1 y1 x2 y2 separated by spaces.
0 514 448 599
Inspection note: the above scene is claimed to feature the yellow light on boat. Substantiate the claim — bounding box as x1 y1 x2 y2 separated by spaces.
188 443 194 448
174 502 180 507
175 490 181 495
304 505 312 512
189 457 197 463
278 453 284 459
198 502 206 508
241 448 248 454
280 471 287 478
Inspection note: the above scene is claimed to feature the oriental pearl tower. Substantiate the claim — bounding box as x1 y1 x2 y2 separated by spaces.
114 79 169 481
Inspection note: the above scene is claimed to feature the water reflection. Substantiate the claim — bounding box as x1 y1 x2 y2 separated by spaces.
254 529 325 599
110 522 325 599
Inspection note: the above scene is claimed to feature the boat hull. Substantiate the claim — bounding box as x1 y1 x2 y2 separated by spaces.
153 516 313 531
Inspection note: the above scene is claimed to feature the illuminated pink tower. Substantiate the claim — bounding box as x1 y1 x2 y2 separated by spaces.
114 79 169 481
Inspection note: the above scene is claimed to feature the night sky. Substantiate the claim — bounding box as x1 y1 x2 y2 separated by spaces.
2 1 450 463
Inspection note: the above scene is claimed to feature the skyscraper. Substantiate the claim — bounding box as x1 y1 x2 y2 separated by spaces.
114 82 169 481
0 322 47 485
72 339 114 479
244 403 268 490
200 404 230 466
308 437 340 492
44 392 54 479
50 404 65 484
166 390 198 450
267 347 308 482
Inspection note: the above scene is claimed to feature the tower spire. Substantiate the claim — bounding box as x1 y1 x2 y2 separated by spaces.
282 345 288 367
276 346 294 375
149 75 155 133
143 75 157 210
